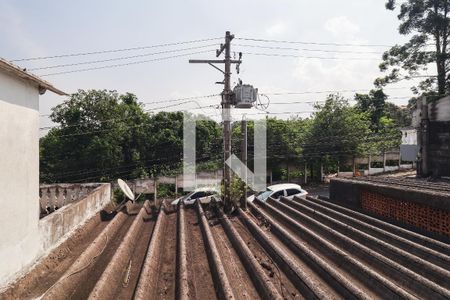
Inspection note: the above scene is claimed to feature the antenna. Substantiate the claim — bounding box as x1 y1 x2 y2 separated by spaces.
118 179 135 201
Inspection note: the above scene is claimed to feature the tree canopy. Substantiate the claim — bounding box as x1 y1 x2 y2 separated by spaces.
40 90 222 183
378 0 450 95
303 95 372 162
40 89 406 184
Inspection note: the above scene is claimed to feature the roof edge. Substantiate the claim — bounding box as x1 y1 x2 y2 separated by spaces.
0 58 67 96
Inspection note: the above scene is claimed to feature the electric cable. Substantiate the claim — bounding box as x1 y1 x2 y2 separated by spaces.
39 101 218 131
29 44 218 71
236 37 394 48
11 37 222 62
241 51 379 60
38 49 215 77
234 43 383 54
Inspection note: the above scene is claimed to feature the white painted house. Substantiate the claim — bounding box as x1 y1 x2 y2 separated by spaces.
401 127 418 145
400 127 418 162
0 58 66 287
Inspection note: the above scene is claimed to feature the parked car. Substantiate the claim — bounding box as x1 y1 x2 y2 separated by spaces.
247 183 308 203
171 186 220 206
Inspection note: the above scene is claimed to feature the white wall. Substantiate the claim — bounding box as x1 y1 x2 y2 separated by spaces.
0 69 41 287
401 129 417 145
38 184 110 261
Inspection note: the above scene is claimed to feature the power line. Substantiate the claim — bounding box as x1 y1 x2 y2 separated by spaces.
42 153 223 182
246 110 315 116
39 101 217 131
39 94 220 117
40 127 400 168
44 143 403 183
236 37 394 48
260 86 413 96
141 94 220 106
38 86 415 123
37 49 216 77
29 44 218 71
241 51 379 61
41 134 400 181
269 96 414 105
234 43 383 54
11 37 222 62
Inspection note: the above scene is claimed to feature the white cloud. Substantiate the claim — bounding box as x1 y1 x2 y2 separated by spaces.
291 57 378 97
324 16 360 38
265 22 288 36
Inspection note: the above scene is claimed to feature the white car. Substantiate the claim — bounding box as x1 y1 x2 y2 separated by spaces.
247 183 308 203
171 187 220 206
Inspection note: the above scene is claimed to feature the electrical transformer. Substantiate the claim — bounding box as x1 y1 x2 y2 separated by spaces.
233 84 258 108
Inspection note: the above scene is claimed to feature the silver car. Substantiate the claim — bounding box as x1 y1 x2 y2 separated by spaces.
247 183 308 203
171 187 220 206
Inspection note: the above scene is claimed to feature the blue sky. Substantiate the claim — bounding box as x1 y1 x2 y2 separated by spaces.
0 0 423 128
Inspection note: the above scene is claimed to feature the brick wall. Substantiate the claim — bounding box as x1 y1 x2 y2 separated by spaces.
361 189 450 237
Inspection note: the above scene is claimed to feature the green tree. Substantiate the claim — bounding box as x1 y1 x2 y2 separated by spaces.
40 90 222 183
304 95 373 174
384 101 413 127
41 89 149 182
378 0 450 95
231 117 309 181
354 89 388 132
372 116 403 152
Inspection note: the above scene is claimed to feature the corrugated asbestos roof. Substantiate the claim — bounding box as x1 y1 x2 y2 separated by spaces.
2 195 450 299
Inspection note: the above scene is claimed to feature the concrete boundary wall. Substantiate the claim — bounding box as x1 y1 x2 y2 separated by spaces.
331 178 450 210
38 183 110 252
330 178 450 238
39 183 101 218
0 183 111 289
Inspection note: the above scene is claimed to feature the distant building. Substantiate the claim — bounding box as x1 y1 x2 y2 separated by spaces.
0 58 66 285
401 127 417 145
400 127 418 162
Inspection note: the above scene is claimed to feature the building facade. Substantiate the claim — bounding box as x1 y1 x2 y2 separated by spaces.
0 58 65 286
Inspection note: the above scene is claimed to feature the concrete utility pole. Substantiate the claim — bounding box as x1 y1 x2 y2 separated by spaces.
189 31 241 211
222 31 233 212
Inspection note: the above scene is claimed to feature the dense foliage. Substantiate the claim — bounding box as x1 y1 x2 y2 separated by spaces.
40 89 404 184
40 90 221 183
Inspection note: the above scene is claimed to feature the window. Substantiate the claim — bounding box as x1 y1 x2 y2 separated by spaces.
286 189 301 196
256 190 272 201
191 192 206 199
271 190 285 199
